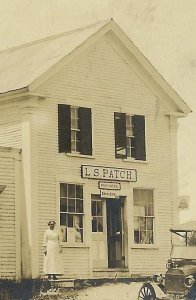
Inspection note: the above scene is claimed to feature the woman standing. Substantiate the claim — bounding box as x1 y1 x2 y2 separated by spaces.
43 220 64 280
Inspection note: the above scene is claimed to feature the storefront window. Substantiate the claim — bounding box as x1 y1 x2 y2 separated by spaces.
133 189 154 244
91 195 103 232
60 183 83 243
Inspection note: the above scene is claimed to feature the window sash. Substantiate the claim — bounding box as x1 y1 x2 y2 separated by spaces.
60 183 84 243
133 189 154 244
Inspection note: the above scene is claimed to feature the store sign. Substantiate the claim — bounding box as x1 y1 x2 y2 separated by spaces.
100 190 119 198
98 181 121 190
81 165 137 182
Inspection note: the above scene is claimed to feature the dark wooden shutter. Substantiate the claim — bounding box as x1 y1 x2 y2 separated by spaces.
114 112 127 159
132 115 146 161
58 104 71 153
79 107 92 155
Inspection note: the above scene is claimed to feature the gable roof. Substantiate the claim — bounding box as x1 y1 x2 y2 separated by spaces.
0 19 191 115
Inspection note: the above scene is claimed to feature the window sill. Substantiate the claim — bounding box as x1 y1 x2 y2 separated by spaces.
62 243 90 248
66 153 95 159
131 244 159 250
123 158 148 164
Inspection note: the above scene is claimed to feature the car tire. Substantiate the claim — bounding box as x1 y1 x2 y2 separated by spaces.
138 282 157 300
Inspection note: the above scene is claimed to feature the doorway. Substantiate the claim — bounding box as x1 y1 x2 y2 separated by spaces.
106 198 125 268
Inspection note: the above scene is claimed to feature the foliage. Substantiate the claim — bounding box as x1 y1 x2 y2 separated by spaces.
0 279 51 300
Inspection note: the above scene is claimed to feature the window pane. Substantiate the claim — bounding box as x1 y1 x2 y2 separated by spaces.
140 231 147 243
146 218 153 230
134 216 139 230
74 214 83 228
146 191 154 216
60 198 67 212
60 213 67 226
68 198 75 212
76 199 83 213
91 201 97 216
133 189 140 205
139 217 146 230
76 185 83 198
79 229 83 242
60 226 67 242
76 140 80 152
134 230 139 243
68 214 74 227
60 183 67 197
68 184 75 198
97 217 103 232
97 201 102 216
146 230 153 244
92 218 97 232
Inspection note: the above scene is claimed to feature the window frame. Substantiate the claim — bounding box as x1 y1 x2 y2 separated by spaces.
91 195 104 233
59 182 85 245
58 103 93 156
131 188 158 249
114 111 147 162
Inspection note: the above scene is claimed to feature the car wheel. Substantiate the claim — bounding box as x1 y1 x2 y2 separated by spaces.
138 283 156 300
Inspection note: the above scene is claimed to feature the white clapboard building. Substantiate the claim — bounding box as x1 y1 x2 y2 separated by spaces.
0 19 191 279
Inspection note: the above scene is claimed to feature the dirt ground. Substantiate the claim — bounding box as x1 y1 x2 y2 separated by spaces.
38 282 166 300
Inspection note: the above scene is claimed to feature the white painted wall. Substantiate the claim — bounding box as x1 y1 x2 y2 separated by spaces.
0 148 21 279
33 35 177 276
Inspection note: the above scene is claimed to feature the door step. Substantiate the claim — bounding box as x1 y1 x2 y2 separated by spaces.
93 268 130 278
46 278 75 288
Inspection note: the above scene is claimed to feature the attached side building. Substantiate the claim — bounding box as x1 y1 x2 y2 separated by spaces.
0 19 191 279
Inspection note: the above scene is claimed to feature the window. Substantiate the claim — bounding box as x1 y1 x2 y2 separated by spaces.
133 189 154 244
71 106 80 152
58 104 92 155
114 112 146 160
60 183 84 243
91 195 103 232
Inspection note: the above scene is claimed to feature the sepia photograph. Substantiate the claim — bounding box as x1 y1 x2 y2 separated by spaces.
0 1 196 299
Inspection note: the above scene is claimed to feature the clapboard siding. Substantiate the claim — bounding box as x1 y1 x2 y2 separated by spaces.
34 36 176 275
0 103 22 148
0 154 16 278
39 247 90 278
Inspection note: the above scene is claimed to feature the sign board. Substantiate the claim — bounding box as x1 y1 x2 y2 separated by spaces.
81 165 137 182
100 190 119 198
98 181 121 190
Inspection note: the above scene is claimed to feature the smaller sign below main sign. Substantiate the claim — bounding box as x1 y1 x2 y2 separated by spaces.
98 181 121 190
100 189 119 198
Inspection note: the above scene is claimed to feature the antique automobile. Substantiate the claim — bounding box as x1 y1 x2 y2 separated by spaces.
138 221 196 300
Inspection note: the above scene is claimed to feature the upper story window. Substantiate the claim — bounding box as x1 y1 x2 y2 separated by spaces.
114 112 146 161
58 104 92 155
133 189 154 244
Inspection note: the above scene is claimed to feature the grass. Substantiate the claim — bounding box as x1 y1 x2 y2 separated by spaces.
0 279 51 300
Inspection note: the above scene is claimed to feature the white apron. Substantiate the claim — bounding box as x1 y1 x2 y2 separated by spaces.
43 228 64 275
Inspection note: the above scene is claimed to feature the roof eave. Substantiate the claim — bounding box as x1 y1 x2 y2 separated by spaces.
0 87 29 102
109 20 192 116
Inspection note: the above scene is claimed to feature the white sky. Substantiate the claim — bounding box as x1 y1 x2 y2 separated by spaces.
0 0 195 222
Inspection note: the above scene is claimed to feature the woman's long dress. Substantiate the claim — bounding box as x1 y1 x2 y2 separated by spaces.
43 228 64 275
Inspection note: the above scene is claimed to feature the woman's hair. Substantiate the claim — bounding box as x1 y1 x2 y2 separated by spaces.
48 220 56 226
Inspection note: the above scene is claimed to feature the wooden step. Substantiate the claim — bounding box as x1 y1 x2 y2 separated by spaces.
46 278 75 288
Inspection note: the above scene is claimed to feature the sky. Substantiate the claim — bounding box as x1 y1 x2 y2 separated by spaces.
0 0 195 222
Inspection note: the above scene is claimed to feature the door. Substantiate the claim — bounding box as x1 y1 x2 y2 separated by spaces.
106 198 125 268
91 195 107 268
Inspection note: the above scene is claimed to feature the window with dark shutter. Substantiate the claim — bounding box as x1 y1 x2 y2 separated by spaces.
132 115 146 161
58 104 71 153
114 112 127 159
79 107 92 155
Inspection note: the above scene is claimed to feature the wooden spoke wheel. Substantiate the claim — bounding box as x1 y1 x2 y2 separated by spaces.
138 283 156 300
